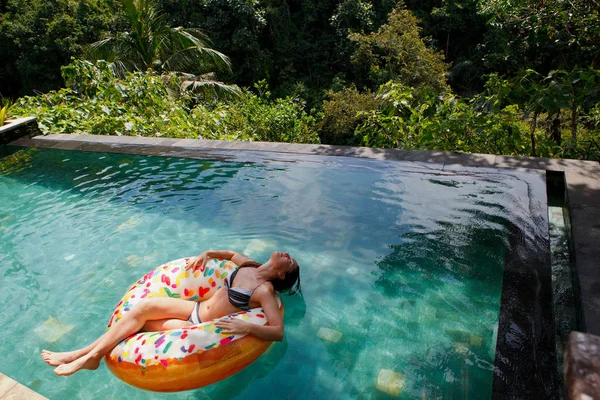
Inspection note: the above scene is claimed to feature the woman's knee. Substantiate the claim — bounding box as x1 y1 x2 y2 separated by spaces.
128 297 194 321
133 298 163 315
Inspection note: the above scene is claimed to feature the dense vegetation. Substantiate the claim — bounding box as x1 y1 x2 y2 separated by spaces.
2 0 599 159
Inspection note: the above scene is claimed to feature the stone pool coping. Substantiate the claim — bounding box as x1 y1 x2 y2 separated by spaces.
0 373 47 400
8 133 600 338
0 117 40 145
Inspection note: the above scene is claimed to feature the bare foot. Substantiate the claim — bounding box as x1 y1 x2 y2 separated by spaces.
53 354 100 376
41 350 82 366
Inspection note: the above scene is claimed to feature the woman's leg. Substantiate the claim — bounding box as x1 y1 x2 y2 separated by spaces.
51 297 195 376
42 303 196 367
41 317 193 366
42 337 102 366
142 318 193 332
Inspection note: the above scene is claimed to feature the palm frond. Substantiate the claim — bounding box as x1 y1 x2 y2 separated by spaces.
180 76 242 100
164 28 232 73
160 73 185 99
120 0 142 30
109 60 130 78
163 45 232 75
176 28 212 47
84 0 235 90
86 35 145 73
86 37 118 62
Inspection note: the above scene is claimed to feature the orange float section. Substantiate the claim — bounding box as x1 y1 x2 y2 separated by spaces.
104 258 283 392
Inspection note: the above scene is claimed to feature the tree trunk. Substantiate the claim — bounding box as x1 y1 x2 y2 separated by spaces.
551 111 561 145
530 112 537 157
571 103 577 144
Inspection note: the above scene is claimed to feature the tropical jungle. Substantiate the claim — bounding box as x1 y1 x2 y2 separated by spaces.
1 0 599 159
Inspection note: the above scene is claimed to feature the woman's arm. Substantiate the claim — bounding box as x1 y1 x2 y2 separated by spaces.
186 250 254 270
215 286 284 341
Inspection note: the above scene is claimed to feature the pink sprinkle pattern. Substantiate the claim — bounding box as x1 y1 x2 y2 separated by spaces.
106 258 280 370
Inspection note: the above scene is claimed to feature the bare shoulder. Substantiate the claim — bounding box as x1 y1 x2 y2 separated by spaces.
250 282 277 309
254 282 275 298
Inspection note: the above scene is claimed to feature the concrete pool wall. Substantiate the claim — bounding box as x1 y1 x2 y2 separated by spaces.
4 124 600 399
0 373 47 400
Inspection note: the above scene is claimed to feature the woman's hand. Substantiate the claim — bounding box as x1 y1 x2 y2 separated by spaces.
185 251 209 271
215 317 251 335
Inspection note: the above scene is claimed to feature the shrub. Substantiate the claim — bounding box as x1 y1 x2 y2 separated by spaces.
356 82 531 153
318 85 379 145
191 81 319 143
355 81 599 160
349 6 450 93
12 59 320 144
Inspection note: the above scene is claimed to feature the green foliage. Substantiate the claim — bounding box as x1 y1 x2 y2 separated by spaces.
356 82 528 153
521 69 600 116
587 104 600 131
3 0 599 160
159 0 338 97
479 0 600 73
0 99 15 126
85 0 239 99
475 68 600 149
155 0 401 100
319 85 380 145
11 59 318 143
159 0 270 87
331 0 376 37
13 59 192 137
428 0 487 94
354 80 600 160
190 82 319 143
349 6 450 92
0 0 120 96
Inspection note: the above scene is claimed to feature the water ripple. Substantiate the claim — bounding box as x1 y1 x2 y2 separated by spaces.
0 147 549 400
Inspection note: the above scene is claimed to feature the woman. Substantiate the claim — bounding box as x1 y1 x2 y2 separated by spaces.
41 250 300 376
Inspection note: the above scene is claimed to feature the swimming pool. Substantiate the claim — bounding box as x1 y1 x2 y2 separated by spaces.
0 145 554 399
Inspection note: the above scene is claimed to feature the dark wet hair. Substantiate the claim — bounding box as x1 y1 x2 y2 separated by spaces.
239 260 301 295
272 263 301 295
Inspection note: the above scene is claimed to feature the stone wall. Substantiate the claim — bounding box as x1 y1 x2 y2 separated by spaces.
0 117 41 145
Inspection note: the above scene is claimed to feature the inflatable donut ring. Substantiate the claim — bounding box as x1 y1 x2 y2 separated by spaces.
104 258 283 392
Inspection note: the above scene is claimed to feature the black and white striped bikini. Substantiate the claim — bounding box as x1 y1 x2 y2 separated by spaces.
224 268 264 310
187 267 263 324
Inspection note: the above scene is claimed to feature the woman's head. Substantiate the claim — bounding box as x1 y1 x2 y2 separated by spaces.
269 251 301 294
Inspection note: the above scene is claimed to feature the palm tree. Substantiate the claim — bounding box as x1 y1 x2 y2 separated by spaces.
86 0 240 99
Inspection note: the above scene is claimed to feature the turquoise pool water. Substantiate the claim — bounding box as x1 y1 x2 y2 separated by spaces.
0 146 545 399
